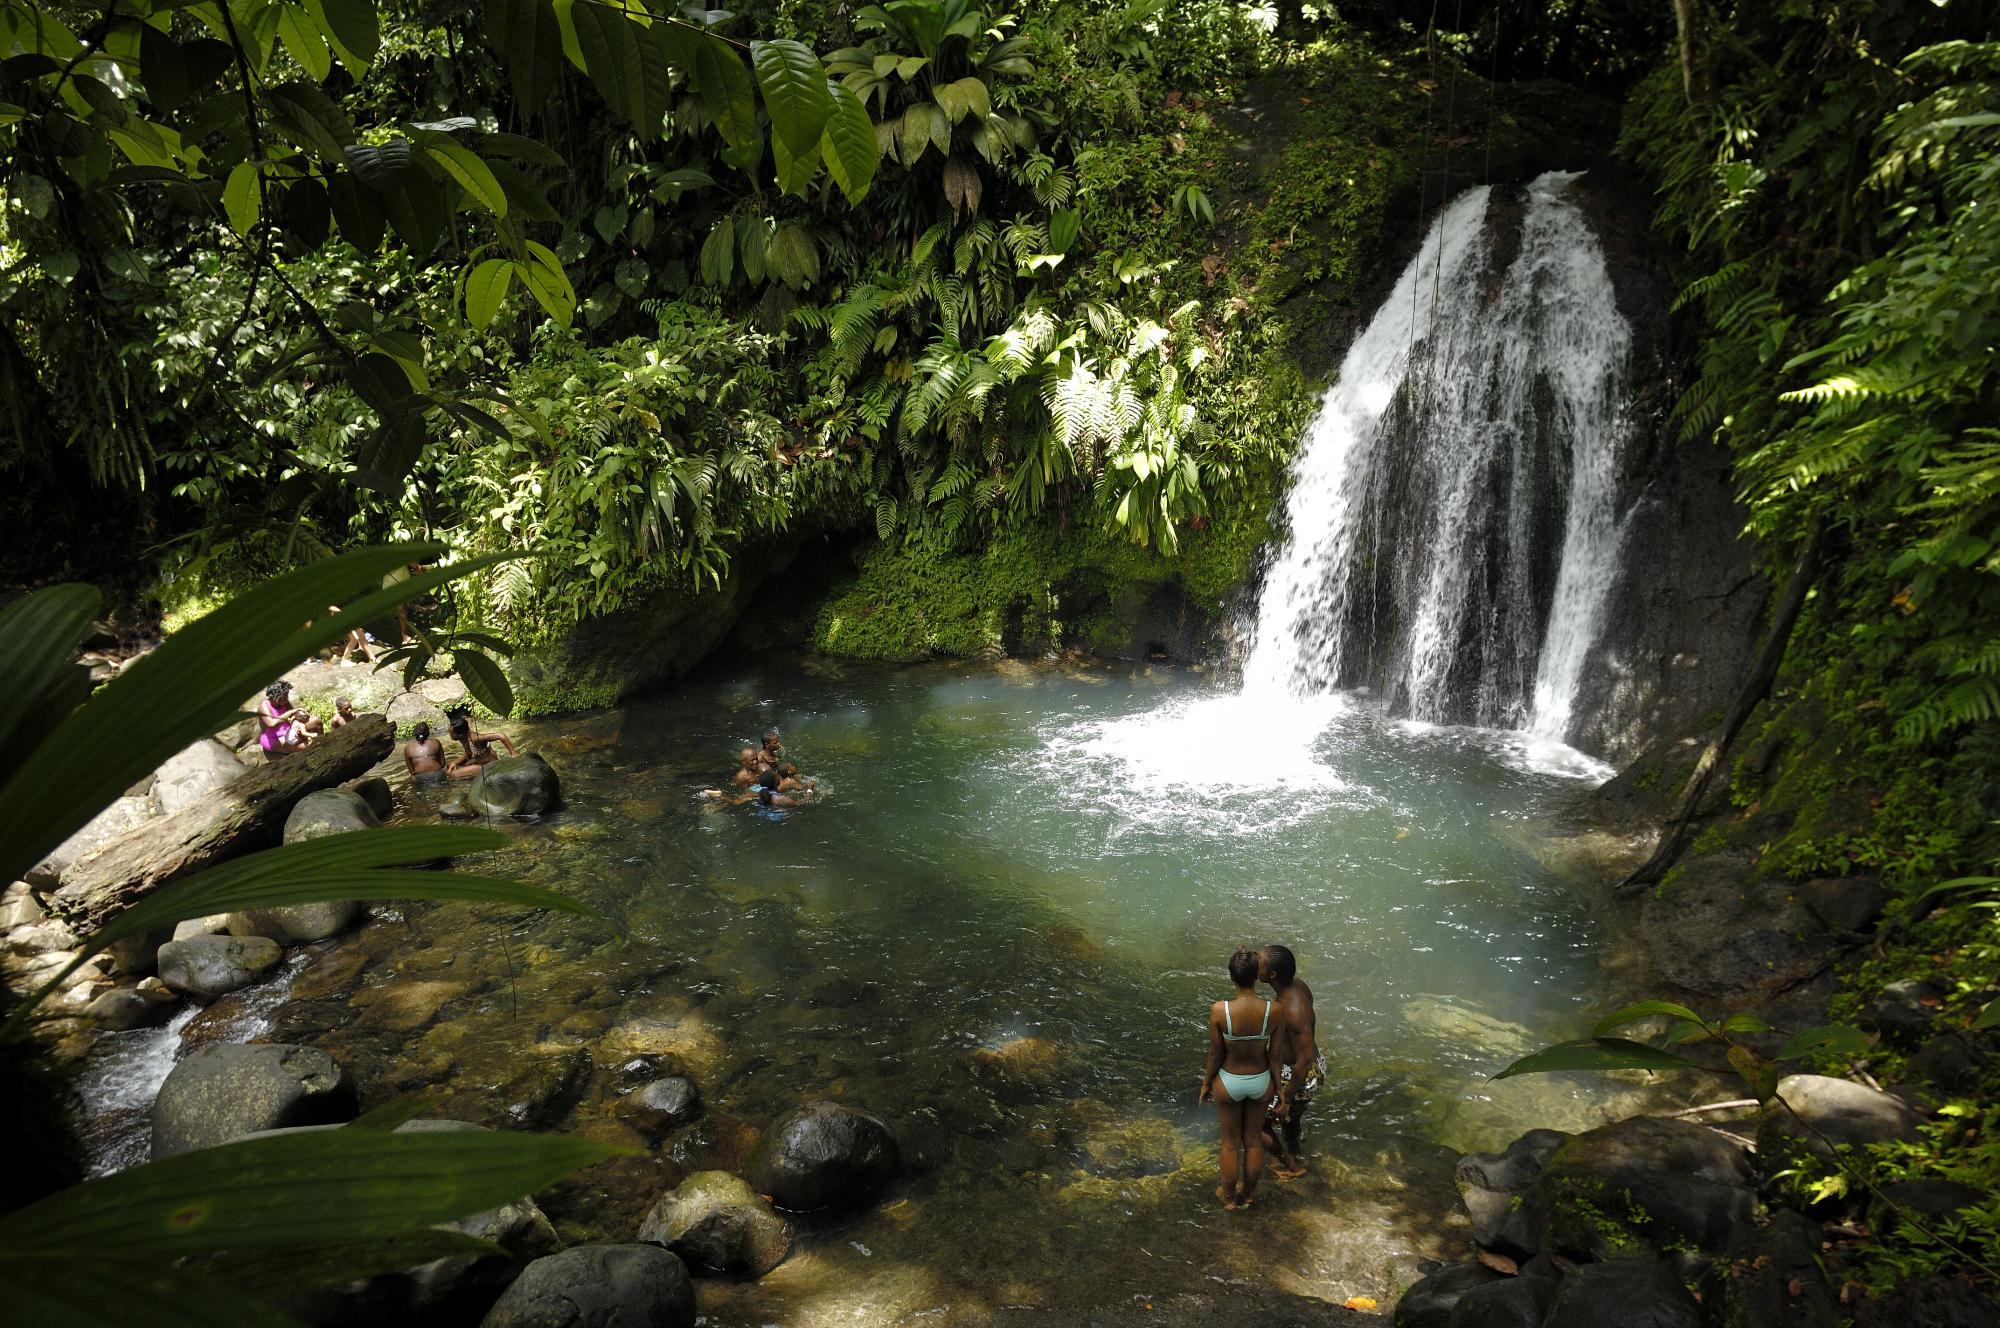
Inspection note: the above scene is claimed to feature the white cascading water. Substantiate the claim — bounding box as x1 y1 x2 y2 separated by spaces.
1244 170 1634 746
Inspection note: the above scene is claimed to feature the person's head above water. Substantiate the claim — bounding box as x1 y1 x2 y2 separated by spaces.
413 722 432 742
1262 944 1297 988
1228 944 1261 988
739 747 759 767
756 768 781 790
762 730 781 751
335 696 353 712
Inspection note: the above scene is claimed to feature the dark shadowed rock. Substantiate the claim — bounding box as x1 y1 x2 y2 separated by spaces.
1637 853 1834 1004
152 1042 358 1157
638 1170 793 1276
470 754 562 818
156 933 281 1002
479 1244 693 1328
1721 1208 1837 1328
751 1101 900 1212
1395 1263 1501 1328
1905 1033 1981 1091
1858 978 1944 1045
1459 1128 1569 1249
347 776 395 821
1852 1273 2000 1328
1759 1074 1918 1155
1519 1116 1757 1260
1871 1179 1984 1230
1544 1258 1703 1328
1799 876 1888 934
1448 1275 1555 1328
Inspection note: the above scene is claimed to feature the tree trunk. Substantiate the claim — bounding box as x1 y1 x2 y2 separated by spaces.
1619 519 1824 891
51 716 394 933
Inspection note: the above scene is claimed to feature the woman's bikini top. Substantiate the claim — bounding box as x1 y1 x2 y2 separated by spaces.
1222 1000 1272 1044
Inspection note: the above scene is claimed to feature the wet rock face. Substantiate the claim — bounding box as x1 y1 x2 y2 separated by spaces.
638 1170 793 1276
751 1101 901 1212
479 1244 695 1328
85 981 178 1030
1456 1128 1569 1253
471 754 563 817
1635 852 1836 1004
152 738 250 814
1447 1275 1556 1328
151 1042 358 1158
156 933 282 1002
1858 978 1945 1045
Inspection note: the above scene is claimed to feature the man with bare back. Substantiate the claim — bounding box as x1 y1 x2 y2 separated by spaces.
1261 943 1323 1179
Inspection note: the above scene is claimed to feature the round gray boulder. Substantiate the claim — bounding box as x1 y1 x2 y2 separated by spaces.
153 738 250 814
639 1170 793 1276
480 1244 694 1328
1511 1116 1756 1260
1544 1258 1703 1328
622 1076 701 1137
86 981 179 1030
225 900 365 946
1760 1074 1919 1155
470 754 562 817
752 1102 900 1212
156 933 282 1002
152 1042 358 1158
284 787 383 842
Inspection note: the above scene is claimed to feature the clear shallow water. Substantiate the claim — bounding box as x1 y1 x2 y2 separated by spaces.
77 654 1656 1321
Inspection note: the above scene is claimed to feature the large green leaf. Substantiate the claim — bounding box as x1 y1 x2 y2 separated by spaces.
0 1253 297 1328
425 140 508 217
767 223 819 289
1974 1000 2000 1031
0 547 521 885
307 0 379 70
202 1229 501 1299
483 0 564 108
265 81 357 164
750 39 830 164
1591 1000 1708 1037
684 30 759 158
0 1128 621 1254
223 162 261 235
818 77 875 205
87 826 605 950
571 0 671 132
1910 875 2000 913
465 256 513 330
1492 1038 1706 1080
1775 1023 1874 1059
0 584 96 767
452 647 515 717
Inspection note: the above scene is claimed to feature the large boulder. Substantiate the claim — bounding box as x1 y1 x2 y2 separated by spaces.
283 787 382 841
480 1244 694 1328
156 933 282 1002
85 980 179 1030
1636 853 1836 1004
225 900 365 946
1395 1263 1502 1328
1544 1259 1703 1328
1448 1275 1556 1328
751 1101 900 1212
1720 1207 1839 1328
1458 1128 1569 1251
638 1170 793 1276
1759 1074 1919 1156
469 755 563 818
27 794 154 885
1511 1117 1756 1260
151 1042 358 1158
1858 978 1944 1045
153 738 250 814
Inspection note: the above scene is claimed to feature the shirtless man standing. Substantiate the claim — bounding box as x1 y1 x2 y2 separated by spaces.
1261 943 1323 1179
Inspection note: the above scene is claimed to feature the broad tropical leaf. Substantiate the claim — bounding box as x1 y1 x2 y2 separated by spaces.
1590 1001 1707 1037
1775 1023 1874 1059
465 257 514 330
750 39 831 163
1492 1038 1706 1080
484 0 564 108
453 647 515 716
818 77 876 204
425 141 508 217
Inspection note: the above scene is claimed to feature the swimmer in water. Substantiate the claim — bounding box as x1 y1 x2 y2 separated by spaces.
730 747 762 787
404 722 446 782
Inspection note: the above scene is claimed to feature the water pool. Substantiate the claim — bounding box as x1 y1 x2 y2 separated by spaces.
80 653 1657 1321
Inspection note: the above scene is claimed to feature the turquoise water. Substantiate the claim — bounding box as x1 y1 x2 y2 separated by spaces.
84 654 1644 1320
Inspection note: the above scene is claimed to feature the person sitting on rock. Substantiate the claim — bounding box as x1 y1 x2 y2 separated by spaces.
256 681 319 758
730 747 763 787
404 721 447 782
446 710 517 779
329 697 357 730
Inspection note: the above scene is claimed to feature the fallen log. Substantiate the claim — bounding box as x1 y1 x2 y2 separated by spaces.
51 716 394 935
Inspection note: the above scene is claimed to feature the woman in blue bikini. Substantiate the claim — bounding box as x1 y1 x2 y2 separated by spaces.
1199 945 1285 1210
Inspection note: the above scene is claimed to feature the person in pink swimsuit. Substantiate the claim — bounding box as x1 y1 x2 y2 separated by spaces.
257 681 320 757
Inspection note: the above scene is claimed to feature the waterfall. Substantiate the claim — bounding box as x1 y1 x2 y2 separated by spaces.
1243 171 1634 747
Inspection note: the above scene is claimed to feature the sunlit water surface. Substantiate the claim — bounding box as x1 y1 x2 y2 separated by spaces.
78 655 1657 1321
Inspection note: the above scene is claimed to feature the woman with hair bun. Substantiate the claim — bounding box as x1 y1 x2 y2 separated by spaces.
1199 944 1285 1210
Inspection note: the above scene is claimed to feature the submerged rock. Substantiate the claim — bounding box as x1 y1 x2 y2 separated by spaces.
156 933 281 1002
638 1170 792 1276
470 754 562 818
751 1101 900 1212
622 1075 701 1137
480 1244 694 1328
151 1042 358 1157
